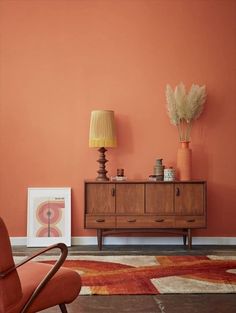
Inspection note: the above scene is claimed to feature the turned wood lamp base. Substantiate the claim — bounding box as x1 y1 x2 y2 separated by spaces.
96 147 109 181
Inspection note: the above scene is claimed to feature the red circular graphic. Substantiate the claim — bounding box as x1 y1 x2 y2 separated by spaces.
36 201 63 225
36 226 62 237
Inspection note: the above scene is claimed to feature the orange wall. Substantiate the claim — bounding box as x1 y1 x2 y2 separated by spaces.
0 0 236 238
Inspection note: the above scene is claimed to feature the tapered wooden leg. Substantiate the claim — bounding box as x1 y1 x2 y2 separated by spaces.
187 228 192 249
59 304 68 313
97 229 103 250
183 229 187 247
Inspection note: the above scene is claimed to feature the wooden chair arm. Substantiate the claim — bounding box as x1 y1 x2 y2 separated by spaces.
0 243 68 277
0 243 68 313
21 242 68 313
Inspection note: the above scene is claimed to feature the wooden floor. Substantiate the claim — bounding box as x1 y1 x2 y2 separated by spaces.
13 245 236 313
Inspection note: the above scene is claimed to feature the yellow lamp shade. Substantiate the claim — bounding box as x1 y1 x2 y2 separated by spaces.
89 110 117 148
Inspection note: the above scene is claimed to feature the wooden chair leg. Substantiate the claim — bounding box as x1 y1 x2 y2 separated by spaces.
59 304 68 313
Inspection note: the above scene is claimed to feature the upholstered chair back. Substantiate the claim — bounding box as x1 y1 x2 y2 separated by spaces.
0 217 22 313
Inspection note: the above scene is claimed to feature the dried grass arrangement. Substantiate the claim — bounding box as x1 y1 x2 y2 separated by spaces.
165 82 207 142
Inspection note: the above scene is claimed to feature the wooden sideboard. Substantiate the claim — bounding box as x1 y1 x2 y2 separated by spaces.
84 180 207 250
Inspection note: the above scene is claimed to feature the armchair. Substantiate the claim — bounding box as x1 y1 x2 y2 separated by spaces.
0 217 81 313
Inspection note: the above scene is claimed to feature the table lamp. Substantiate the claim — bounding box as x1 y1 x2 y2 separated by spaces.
89 110 117 181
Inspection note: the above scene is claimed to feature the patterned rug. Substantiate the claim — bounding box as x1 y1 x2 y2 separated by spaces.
40 255 236 295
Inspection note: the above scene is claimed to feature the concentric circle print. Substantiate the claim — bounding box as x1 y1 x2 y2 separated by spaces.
35 200 65 237
36 201 63 225
36 226 62 237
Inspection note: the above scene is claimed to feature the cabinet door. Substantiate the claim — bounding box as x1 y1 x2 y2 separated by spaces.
145 183 174 214
85 183 115 214
174 183 205 215
116 183 144 214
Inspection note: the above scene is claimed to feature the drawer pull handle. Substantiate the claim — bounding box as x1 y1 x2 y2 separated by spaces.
176 187 180 196
96 219 105 223
187 219 195 223
111 188 115 197
155 219 164 222
127 219 136 223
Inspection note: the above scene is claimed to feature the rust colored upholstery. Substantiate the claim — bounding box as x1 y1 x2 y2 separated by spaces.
0 219 22 312
0 217 81 313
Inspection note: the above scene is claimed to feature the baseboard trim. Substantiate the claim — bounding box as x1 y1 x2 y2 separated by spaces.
10 236 236 246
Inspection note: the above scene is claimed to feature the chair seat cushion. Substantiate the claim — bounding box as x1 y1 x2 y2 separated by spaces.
7 261 81 313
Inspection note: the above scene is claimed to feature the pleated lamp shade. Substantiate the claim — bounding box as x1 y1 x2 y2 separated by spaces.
89 110 117 148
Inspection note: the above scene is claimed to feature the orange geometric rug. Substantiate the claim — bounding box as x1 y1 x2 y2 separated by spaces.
41 255 236 295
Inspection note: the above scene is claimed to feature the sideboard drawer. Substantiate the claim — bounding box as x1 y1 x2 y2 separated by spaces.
149 216 175 228
175 216 206 228
85 215 116 228
116 216 175 228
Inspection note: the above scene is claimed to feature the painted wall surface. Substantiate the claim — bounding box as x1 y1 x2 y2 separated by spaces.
0 0 235 238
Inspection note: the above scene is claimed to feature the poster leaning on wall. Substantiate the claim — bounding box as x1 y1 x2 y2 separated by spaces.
27 187 71 247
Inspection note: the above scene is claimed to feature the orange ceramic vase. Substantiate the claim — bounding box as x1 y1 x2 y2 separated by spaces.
177 141 192 181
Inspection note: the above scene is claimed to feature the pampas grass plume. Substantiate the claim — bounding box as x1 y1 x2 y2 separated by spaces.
165 83 207 141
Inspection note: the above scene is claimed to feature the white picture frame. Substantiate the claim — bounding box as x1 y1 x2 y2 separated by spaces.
27 187 71 247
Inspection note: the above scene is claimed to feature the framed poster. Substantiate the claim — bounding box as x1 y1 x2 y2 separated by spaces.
27 187 71 247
